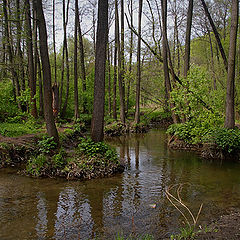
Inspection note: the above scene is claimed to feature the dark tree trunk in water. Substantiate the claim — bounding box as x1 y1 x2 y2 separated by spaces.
25 0 38 118
33 0 59 145
225 0 239 129
91 0 108 142
134 0 143 124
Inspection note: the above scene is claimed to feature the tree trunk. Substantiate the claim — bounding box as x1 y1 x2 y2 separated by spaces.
183 0 193 77
224 0 239 129
126 0 133 115
115 0 125 124
91 0 108 142
200 0 228 72
74 0 79 119
3 0 20 104
134 0 143 124
76 3 87 113
16 0 26 93
36 47 44 117
53 0 57 84
25 0 38 118
113 12 118 120
61 0 70 118
33 0 59 144
107 45 112 116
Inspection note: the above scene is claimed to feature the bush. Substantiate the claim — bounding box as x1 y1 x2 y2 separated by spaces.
38 136 57 154
78 137 118 162
210 128 240 153
26 154 47 177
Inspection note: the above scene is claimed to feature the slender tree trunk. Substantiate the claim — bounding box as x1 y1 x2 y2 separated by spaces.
16 0 25 93
134 0 143 124
25 0 38 118
37 47 44 117
183 0 193 77
3 0 20 103
91 0 108 142
33 0 59 144
126 0 133 114
116 0 125 124
200 0 228 72
76 4 87 113
161 0 179 124
74 0 79 119
53 0 57 84
61 0 70 118
113 12 118 120
225 0 239 129
107 45 112 116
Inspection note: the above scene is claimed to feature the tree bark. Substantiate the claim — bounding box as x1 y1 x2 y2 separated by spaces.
183 0 193 77
224 0 239 129
61 0 70 118
74 0 79 119
25 0 38 118
113 9 118 120
200 0 228 72
3 0 20 103
76 3 87 113
33 0 59 144
134 0 143 124
91 0 108 142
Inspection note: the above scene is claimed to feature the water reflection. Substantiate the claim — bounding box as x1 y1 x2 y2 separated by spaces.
1 129 240 239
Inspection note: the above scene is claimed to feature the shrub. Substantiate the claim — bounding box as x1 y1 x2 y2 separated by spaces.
38 136 57 154
210 128 240 153
78 137 118 162
26 154 47 177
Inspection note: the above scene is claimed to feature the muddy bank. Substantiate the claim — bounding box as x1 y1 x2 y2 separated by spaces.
0 133 124 180
197 209 240 240
104 117 173 137
168 137 240 161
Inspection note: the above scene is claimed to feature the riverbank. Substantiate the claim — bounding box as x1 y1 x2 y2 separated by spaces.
0 131 124 180
168 137 240 161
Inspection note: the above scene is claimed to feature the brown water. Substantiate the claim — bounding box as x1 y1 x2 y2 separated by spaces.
1 129 240 240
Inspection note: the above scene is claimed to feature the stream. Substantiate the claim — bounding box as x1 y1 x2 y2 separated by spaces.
0 129 240 239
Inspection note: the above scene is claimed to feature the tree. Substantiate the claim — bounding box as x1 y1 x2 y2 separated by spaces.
25 0 38 118
224 0 239 129
183 0 193 77
74 0 79 119
134 0 143 124
91 0 108 142
33 0 59 144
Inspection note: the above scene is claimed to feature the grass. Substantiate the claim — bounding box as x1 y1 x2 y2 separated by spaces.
0 122 41 137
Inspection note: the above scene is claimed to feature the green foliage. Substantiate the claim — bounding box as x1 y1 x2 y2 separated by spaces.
78 137 118 162
0 122 39 137
210 128 240 153
52 149 67 168
26 154 47 177
170 226 195 240
38 136 57 154
0 81 20 121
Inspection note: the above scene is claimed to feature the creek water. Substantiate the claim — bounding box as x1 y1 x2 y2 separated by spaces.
0 129 240 240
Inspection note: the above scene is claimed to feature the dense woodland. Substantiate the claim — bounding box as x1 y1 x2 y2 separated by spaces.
0 0 239 149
